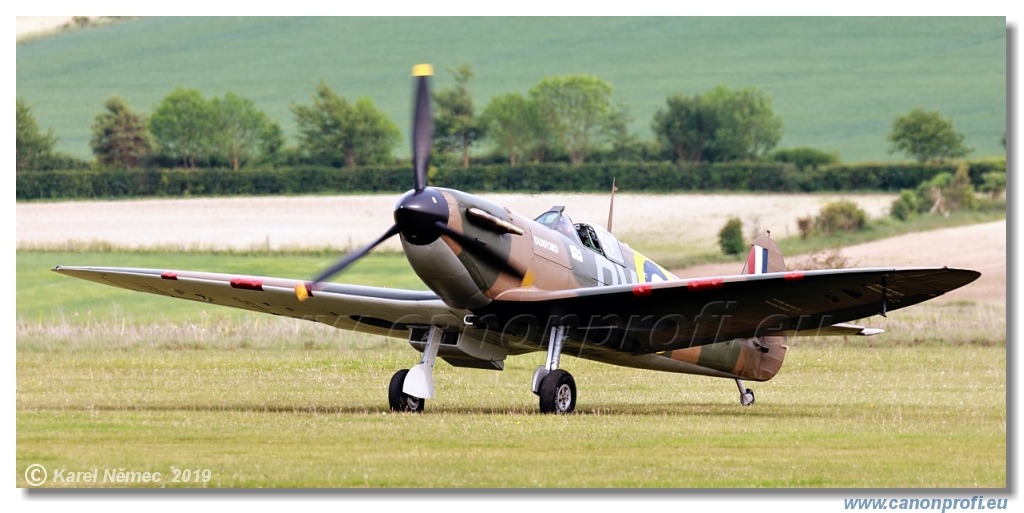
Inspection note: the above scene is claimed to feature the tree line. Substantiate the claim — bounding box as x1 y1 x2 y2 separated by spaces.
16 65 986 174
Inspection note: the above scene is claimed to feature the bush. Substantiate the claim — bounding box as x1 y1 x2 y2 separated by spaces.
718 217 745 256
771 147 839 170
944 162 977 211
815 200 867 235
796 215 814 240
979 171 1006 199
792 248 853 270
14 159 1007 200
890 189 919 221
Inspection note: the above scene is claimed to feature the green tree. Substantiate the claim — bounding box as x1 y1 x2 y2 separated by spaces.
212 92 283 170
90 95 154 169
348 97 400 166
888 108 971 163
480 93 547 165
150 88 219 168
651 93 717 163
602 104 646 161
703 85 783 162
16 98 58 172
292 82 398 167
529 75 614 165
433 64 484 168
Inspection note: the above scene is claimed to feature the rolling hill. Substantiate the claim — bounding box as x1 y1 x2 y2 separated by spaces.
16 16 1007 163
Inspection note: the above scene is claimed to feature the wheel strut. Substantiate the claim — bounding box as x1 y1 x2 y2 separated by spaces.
389 326 442 412
533 326 576 414
735 378 755 406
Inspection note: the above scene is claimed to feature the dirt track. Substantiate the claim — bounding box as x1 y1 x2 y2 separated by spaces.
679 220 1006 304
15 193 897 252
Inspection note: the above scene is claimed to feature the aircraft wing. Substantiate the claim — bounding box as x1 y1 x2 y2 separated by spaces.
52 266 466 338
477 267 979 353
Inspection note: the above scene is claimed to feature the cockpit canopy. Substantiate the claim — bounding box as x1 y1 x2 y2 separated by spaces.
534 206 625 265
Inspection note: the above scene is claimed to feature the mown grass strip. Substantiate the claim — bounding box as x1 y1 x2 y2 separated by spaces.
16 340 1006 488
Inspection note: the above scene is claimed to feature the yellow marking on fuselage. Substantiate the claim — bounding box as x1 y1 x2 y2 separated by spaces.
521 269 536 287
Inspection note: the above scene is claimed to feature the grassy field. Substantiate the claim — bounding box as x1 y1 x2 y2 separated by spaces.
16 335 1006 488
16 17 1006 162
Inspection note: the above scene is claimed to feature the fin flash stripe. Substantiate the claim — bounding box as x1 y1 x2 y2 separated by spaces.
747 245 769 275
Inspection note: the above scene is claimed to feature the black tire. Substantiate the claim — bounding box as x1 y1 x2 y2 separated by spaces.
388 369 424 412
538 369 576 414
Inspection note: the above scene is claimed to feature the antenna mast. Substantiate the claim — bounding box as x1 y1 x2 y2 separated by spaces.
606 178 618 233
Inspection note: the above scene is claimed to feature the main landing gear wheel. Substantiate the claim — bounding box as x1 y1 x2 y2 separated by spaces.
388 369 424 412
538 369 577 414
740 388 755 406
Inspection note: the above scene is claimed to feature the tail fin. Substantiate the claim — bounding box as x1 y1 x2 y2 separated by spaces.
742 232 786 275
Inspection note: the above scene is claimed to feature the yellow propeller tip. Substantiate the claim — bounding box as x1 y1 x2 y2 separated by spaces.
295 283 310 302
412 64 434 77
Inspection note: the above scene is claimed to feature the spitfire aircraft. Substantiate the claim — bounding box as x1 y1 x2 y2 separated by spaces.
55 65 980 414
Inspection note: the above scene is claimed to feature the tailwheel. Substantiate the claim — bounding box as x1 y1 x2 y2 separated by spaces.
538 369 577 414
388 369 424 412
740 388 755 406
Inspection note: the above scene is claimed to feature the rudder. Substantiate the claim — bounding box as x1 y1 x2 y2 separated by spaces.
742 233 786 275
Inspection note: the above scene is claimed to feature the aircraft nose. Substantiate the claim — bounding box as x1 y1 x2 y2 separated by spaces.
394 188 450 245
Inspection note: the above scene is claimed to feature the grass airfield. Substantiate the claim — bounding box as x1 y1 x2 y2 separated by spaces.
15 249 1006 488
16 333 1006 488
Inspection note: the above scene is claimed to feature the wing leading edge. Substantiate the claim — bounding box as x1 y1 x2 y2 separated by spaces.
52 266 466 338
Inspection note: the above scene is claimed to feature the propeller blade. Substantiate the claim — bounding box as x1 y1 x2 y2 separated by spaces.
296 224 401 301
433 221 524 278
411 64 434 192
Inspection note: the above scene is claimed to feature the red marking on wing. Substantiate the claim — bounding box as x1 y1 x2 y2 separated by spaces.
160 271 178 280
687 278 724 291
784 272 805 281
633 284 653 297
230 278 264 291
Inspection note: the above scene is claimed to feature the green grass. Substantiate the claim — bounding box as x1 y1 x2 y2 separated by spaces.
16 17 1006 163
16 337 1006 488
